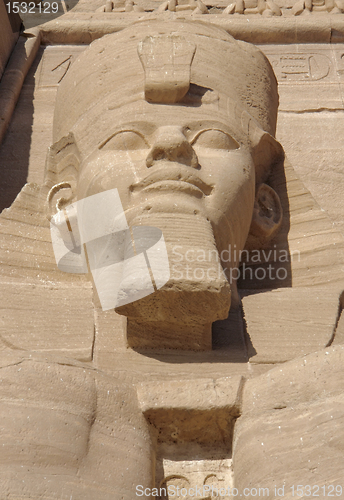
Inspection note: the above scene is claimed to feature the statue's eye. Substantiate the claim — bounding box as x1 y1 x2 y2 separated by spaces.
192 129 239 150
101 131 149 151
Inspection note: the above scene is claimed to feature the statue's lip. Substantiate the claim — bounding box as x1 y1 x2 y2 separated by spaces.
130 165 213 196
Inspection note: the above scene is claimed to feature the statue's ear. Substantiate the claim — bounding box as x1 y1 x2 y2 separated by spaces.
43 133 80 220
244 119 284 249
249 123 284 186
246 183 283 249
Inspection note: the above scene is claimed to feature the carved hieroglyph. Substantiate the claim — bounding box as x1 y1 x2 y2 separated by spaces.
77 0 344 15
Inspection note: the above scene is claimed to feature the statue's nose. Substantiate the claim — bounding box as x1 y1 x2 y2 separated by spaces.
146 127 198 168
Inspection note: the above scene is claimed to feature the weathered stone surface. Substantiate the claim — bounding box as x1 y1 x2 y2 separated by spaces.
138 376 243 495
0 2 21 80
277 112 344 236
1 11 344 500
0 184 94 360
233 346 344 498
137 376 244 444
241 287 340 363
332 293 344 344
0 358 153 499
138 375 244 413
0 30 41 146
0 280 94 359
0 45 86 212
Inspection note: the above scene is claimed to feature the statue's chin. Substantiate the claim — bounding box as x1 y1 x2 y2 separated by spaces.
113 211 231 351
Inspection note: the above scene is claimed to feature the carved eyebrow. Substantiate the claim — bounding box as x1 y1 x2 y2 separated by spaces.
98 120 241 150
189 128 239 145
183 121 240 144
98 129 150 149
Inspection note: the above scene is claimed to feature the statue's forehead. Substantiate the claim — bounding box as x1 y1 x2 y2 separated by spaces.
103 101 232 132
73 96 248 158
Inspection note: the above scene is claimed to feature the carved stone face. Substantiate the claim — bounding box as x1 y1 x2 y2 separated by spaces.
52 21 282 269
76 98 256 258
48 21 283 349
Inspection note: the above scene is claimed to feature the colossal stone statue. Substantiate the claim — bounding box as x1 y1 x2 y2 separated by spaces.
45 20 283 350
0 16 344 500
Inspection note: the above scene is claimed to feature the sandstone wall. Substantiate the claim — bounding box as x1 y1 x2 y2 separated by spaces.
0 2 21 80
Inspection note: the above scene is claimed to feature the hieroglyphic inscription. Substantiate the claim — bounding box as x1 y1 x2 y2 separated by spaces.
270 54 331 81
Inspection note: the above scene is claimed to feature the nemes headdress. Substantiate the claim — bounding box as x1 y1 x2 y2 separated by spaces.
51 20 283 185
